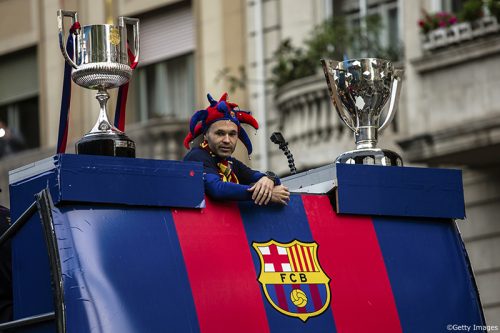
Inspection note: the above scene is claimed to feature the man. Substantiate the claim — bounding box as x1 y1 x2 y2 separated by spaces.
183 93 290 205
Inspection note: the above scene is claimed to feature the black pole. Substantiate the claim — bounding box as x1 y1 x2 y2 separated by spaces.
0 202 37 247
270 132 297 174
0 312 55 331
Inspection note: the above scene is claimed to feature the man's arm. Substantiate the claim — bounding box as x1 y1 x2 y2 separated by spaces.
184 148 288 204
184 148 254 201
231 159 287 205
204 173 253 200
231 159 281 185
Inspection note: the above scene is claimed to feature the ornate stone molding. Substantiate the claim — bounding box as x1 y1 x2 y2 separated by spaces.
413 34 500 73
398 114 500 166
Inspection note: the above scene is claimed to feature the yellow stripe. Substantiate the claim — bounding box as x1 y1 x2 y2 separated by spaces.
287 248 295 271
307 247 318 271
303 246 313 272
290 246 301 272
306 246 317 271
296 245 307 272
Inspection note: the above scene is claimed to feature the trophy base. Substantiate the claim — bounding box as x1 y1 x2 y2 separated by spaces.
76 132 136 158
335 148 403 166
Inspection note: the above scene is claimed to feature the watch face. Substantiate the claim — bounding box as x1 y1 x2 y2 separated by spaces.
265 171 277 181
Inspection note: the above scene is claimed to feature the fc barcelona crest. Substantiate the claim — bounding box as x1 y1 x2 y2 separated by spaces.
252 240 331 322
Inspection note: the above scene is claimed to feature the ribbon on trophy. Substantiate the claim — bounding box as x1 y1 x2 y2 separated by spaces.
114 44 138 132
56 22 80 154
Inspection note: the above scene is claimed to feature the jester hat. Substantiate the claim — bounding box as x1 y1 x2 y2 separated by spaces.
183 93 259 154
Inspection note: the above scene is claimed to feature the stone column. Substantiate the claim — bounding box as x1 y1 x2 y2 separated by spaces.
38 0 63 147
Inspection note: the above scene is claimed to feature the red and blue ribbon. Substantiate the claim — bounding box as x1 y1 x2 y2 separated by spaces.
56 22 80 154
114 45 138 131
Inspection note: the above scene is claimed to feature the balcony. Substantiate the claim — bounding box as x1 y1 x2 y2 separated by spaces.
406 15 500 166
398 113 500 167
126 118 188 161
421 16 499 52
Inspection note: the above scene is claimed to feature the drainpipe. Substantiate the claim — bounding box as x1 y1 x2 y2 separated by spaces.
253 0 268 171
324 0 333 19
359 0 367 57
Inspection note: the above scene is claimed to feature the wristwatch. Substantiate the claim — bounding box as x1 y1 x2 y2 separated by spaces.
265 171 278 185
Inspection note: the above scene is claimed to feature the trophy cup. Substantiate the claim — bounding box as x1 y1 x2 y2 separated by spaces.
57 10 139 157
321 58 403 166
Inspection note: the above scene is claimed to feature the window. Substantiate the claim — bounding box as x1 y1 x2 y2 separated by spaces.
135 53 195 121
342 0 401 59
130 4 195 123
0 48 39 157
0 97 39 153
442 0 466 13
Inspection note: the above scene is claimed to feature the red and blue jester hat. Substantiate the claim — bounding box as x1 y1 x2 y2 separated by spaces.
183 92 259 155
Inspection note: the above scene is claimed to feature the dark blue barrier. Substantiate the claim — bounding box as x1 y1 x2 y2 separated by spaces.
3 155 483 333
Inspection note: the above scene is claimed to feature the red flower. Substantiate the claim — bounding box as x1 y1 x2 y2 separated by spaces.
419 9 458 33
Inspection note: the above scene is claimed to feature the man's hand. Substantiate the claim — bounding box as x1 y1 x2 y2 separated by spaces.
248 177 290 206
248 176 275 205
269 185 290 205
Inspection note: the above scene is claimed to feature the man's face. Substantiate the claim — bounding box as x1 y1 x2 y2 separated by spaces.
204 120 238 158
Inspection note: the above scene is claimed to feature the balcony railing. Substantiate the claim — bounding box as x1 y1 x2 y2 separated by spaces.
273 74 354 173
127 118 188 161
421 16 499 52
276 74 342 145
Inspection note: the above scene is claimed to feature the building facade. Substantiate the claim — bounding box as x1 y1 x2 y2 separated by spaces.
244 0 499 324
0 0 498 324
0 0 248 204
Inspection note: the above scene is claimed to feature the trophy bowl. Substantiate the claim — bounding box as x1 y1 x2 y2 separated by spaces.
72 63 132 90
322 58 404 166
58 11 139 157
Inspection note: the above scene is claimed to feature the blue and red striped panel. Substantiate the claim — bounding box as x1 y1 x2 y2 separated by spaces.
265 283 328 315
170 194 484 332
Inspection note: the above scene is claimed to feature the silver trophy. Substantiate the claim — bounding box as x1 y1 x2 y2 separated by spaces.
321 58 403 166
57 10 139 157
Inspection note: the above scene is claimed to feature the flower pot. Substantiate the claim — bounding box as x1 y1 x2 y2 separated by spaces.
471 16 499 37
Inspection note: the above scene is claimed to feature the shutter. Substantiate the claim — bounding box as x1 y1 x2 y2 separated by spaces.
139 5 195 66
0 49 38 105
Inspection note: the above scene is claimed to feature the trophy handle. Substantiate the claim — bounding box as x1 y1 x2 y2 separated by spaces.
321 59 357 133
379 69 404 132
57 9 80 69
119 17 140 67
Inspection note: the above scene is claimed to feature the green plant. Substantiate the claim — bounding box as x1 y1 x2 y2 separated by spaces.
459 0 484 22
269 39 317 89
487 0 500 20
217 15 403 92
303 17 350 63
347 14 403 60
269 15 402 90
215 65 247 94
418 10 458 33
